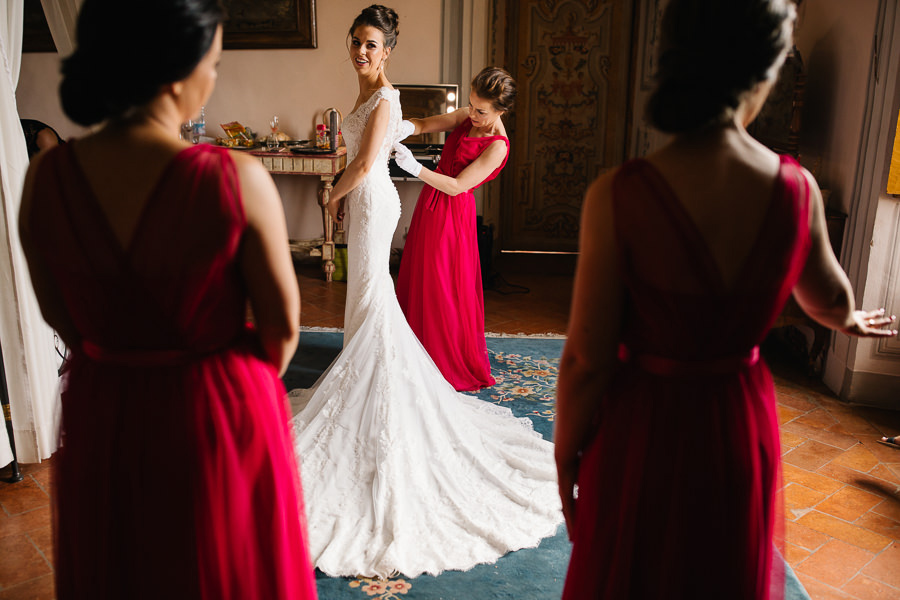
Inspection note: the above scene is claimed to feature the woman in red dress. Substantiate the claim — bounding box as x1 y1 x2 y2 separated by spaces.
554 0 896 598
394 67 515 391
18 1 317 598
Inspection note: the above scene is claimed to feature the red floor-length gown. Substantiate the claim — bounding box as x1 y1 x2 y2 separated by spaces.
29 143 317 600
396 118 508 391
563 156 810 599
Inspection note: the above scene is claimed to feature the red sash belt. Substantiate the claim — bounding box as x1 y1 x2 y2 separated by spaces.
81 340 222 367
618 344 760 377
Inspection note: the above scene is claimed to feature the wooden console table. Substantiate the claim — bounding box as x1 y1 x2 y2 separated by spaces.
250 147 347 281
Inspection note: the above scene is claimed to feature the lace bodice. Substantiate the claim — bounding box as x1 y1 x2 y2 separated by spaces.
342 87 402 170
338 86 403 343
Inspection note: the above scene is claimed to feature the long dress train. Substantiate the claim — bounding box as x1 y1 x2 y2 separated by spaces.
291 87 562 579
396 118 505 391
562 156 810 599
30 143 317 600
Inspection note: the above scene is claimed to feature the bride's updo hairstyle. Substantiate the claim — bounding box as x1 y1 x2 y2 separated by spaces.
349 5 400 50
60 0 225 127
646 0 795 134
471 67 516 113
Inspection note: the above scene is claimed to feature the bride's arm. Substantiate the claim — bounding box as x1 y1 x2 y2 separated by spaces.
407 107 468 136
328 99 392 210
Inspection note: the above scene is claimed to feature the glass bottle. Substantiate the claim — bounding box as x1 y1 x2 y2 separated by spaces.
191 106 206 143
267 115 280 151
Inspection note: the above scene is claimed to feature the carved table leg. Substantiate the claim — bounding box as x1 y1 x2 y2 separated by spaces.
319 176 335 282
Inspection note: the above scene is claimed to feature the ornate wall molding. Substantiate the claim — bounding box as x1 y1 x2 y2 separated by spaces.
499 0 634 251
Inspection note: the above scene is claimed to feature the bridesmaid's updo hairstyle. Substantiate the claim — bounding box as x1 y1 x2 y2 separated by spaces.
349 5 400 50
471 67 516 113
646 0 795 133
60 0 225 127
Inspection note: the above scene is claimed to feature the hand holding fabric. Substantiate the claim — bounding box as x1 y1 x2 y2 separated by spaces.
393 143 422 178
398 119 415 141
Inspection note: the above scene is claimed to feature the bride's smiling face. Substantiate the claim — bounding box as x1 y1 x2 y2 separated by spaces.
350 25 391 76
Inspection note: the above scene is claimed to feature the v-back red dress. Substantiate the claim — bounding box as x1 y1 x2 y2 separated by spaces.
30 143 317 600
396 118 508 391
562 156 811 599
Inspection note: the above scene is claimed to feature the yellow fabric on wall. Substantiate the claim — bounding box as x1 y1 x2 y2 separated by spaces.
888 109 900 195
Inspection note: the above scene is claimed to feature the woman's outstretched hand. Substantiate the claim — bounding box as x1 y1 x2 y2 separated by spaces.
393 143 422 177
843 308 898 337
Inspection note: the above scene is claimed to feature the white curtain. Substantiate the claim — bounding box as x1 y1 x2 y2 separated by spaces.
0 0 63 467
40 0 82 58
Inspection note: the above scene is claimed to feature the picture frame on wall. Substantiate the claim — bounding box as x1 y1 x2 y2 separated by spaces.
23 0 55 53
22 0 318 53
222 0 317 50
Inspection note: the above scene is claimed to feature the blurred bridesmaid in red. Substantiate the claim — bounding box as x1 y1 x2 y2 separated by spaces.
394 67 515 391
18 1 317 598
554 0 897 598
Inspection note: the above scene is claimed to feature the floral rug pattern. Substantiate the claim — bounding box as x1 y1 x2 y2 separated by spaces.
482 349 559 422
348 577 412 598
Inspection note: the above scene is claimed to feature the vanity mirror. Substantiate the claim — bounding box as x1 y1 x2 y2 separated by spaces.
395 84 460 145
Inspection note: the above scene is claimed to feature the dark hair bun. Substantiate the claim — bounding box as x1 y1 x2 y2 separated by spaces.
646 0 794 133
349 5 400 49
471 67 516 112
60 0 224 126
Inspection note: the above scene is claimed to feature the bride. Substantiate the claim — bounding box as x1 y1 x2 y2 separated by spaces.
291 4 562 579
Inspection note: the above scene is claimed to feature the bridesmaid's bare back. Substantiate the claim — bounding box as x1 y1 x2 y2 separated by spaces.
70 125 191 251
646 127 782 289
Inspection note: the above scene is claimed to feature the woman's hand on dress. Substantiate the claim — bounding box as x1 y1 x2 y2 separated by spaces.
393 143 422 177
843 308 898 337
398 119 415 141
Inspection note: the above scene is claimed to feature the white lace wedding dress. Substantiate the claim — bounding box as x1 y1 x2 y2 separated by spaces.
290 87 562 579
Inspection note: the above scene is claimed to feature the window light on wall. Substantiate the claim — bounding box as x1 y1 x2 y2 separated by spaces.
889 109 900 195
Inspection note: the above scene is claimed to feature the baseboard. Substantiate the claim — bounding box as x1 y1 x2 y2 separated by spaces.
838 368 900 411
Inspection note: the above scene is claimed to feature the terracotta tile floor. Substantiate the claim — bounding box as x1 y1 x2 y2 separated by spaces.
2 260 899 599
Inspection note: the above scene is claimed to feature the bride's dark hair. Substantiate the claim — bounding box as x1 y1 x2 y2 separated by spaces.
348 4 400 49
60 0 225 127
645 0 795 133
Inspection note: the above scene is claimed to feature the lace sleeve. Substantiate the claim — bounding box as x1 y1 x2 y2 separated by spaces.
369 88 401 146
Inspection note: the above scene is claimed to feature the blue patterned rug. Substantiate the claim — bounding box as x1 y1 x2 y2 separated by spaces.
283 332 809 600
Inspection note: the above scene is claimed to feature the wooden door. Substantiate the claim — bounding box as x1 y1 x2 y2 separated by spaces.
492 0 636 252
